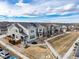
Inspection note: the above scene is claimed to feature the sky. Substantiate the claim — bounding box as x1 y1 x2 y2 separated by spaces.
0 0 79 23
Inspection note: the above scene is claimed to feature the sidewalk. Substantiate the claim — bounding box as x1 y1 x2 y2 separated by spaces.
47 32 70 41
44 40 62 59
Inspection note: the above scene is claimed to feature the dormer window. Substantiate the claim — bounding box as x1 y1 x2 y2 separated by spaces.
39 29 42 31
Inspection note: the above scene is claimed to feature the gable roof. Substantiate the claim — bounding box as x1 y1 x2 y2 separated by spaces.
0 22 11 30
19 22 36 29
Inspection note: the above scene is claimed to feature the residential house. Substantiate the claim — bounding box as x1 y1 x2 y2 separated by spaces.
7 23 22 41
60 25 67 33
18 22 37 43
66 24 75 31
31 23 45 38
53 24 61 35
41 23 54 37
7 23 29 46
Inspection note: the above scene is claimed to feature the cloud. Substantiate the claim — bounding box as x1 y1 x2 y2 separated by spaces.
0 0 79 19
14 0 79 16
0 2 10 15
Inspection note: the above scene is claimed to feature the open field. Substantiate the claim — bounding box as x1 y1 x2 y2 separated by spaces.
23 46 55 59
48 32 79 56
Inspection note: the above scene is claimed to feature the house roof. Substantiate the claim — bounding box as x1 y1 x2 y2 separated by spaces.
14 23 28 35
15 23 22 29
30 23 44 28
0 22 11 30
30 23 37 27
40 23 54 27
19 22 36 29
7 22 27 35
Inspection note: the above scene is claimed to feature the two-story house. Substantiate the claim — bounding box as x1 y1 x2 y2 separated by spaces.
60 25 67 33
18 23 37 43
31 23 45 38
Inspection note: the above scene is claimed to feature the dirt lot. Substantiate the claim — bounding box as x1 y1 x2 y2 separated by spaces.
48 32 79 56
23 46 55 59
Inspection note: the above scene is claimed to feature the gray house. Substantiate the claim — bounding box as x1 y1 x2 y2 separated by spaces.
41 23 54 37
60 25 67 33
53 24 61 35
31 23 45 38
18 22 37 43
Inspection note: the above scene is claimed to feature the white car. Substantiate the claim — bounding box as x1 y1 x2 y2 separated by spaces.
0 50 10 59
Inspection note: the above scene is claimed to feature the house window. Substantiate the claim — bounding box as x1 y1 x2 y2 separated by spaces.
15 30 18 32
39 29 42 31
12 34 15 39
21 36 24 41
30 35 35 39
31 30 34 33
25 35 28 39
40 33 42 36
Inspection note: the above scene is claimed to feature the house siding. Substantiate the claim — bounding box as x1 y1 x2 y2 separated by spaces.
7 24 21 40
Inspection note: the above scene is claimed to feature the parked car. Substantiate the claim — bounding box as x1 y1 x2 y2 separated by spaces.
0 47 19 59
0 50 11 59
4 53 11 59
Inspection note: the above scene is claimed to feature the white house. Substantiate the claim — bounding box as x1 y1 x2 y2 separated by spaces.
7 23 22 41
7 23 29 47
7 22 37 45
